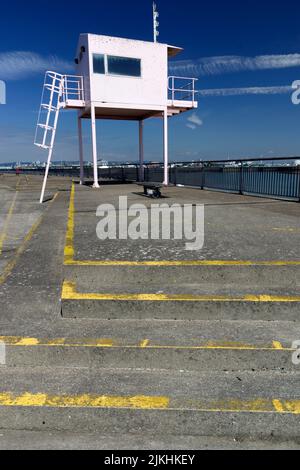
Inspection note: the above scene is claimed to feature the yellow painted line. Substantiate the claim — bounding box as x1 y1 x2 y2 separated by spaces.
65 259 300 267
62 281 300 303
0 393 299 413
0 192 59 286
0 191 18 255
64 182 75 263
0 392 169 409
176 399 300 414
63 183 300 267
0 336 293 351
16 176 21 189
272 341 284 350
273 399 285 413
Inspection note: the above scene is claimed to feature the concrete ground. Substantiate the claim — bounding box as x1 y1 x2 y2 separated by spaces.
0 174 299 449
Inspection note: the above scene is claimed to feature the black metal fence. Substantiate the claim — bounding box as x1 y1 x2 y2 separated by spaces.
97 158 300 201
2 157 300 201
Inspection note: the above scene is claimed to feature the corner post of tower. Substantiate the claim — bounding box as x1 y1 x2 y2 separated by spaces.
91 104 100 188
78 115 84 185
139 120 144 182
163 109 169 186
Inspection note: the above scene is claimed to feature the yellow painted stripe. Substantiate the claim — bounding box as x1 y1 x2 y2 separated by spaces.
0 392 169 409
16 176 21 189
0 392 299 413
0 193 59 286
0 336 292 351
64 182 75 263
0 191 18 255
273 399 285 413
62 281 300 303
272 341 284 350
65 259 300 266
179 399 300 414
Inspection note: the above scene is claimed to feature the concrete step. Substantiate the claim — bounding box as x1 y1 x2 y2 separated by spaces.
64 265 300 292
61 264 300 320
61 281 300 320
2 430 300 450
0 367 299 438
1 320 299 371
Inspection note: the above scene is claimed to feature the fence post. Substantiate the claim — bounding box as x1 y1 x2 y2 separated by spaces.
298 166 300 202
201 165 205 190
174 166 177 186
239 161 244 195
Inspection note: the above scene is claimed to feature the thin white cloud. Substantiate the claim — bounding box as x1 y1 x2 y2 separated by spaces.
0 51 73 80
169 54 300 77
187 113 203 126
198 85 293 97
186 123 197 130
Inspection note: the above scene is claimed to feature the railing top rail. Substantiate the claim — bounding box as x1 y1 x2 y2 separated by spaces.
96 156 300 168
198 156 300 163
168 76 198 103
63 74 84 79
45 71 83 80
168 75 199 81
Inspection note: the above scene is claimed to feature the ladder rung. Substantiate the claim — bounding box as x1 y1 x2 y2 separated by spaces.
34 143 50 150
44 84 61 92
37 124 55 131
41 103 58 112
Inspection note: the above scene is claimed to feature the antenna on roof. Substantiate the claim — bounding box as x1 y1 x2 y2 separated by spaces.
153 2 159 43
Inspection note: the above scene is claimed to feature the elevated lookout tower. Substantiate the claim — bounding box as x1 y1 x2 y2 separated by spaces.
35 33 198 202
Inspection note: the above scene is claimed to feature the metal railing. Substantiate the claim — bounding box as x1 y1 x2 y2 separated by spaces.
168 76 198 105
62 74 84 103
34 71 85 150
43 71 84 105
97 157 300 201
4 158 300 201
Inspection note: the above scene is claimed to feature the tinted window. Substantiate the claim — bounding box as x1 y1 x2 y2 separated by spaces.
107 56 141 77
93 54 105 74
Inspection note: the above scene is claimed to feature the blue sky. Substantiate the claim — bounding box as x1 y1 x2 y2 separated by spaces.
1 0 300 163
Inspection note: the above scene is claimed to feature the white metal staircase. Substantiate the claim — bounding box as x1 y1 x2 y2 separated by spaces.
34 71 85 203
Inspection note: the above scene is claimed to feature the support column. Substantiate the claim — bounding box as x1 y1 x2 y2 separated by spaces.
91 104 99 188
78 116 84 185
139 120 144 182
163 109 169 186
